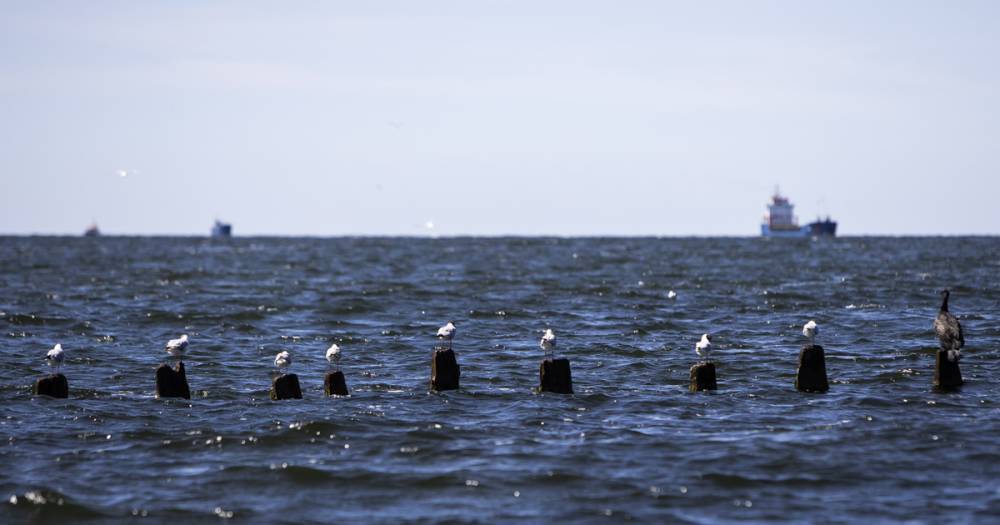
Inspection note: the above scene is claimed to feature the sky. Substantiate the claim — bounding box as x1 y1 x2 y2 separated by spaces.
1 1 998 236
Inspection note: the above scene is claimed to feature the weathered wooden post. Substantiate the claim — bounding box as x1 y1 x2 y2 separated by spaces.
430 348 460 391
689 362 717 392
934 350 963 390
539 358 573 394
155 362 191 399
270 374 303 400
33 374 69 398
795 344 830 393
324 371 349 396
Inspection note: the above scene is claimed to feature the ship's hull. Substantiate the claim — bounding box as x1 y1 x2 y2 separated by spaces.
807 219 837 237
211 223 232 238
761 224 810 238
761 221 837 238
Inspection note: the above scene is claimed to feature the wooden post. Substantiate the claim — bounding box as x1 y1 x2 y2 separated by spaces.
689 362 717 392
795 345 830 393
430 348 460 391
270 374 303 400
324 371 349 396
155 362 191 399
539 358 573 394
33 374 69 398
934 350 963 390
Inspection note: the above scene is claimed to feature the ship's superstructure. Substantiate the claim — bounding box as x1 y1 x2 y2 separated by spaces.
761 190 836 238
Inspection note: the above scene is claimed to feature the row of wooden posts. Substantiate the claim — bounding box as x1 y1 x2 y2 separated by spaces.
31 344 964 400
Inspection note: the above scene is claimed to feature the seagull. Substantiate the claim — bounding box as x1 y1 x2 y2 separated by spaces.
540 328 556 358
695 334 712 362
45 344 65 373
325 344 341 369
667 290 678 300
437 321 456 347
934 289 964 362
802 320 818 346
165 334 189 358
274 350 292 372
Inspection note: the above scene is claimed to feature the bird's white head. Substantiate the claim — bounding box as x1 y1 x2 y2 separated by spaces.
53 343 63 352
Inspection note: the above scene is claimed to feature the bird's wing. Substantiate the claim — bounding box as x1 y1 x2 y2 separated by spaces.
933 316 948 338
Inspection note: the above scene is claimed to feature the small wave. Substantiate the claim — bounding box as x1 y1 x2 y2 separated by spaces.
6 489 106 519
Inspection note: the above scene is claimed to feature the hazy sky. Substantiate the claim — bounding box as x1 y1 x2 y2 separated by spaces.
2 1 998 235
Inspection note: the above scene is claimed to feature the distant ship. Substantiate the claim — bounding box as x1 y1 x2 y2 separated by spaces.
761 191 837 238
83 223 100 237
211 220 232 238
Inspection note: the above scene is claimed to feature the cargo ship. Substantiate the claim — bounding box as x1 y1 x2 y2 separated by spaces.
761 191 836 238
211 220 232 238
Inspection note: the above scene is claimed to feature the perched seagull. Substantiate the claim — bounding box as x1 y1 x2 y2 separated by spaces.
667 290 678 300
45 344 65 373
274 350 292 372
325 344 341 368
695 334 712 362
540 328 556 358
165 334 189 358
437 321 456 346
934 289 964 362
802 320 819 346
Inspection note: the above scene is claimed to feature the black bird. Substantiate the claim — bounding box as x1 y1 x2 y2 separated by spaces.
933 289 964 361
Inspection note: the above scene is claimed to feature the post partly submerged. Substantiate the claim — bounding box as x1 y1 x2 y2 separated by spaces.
155 362 191 399
934 350 963 390
539 358 573 394
795 344 830 393
271 374 303 400
430 348 460 391
689 362 717 392
324 371 350 396
33 373 69 398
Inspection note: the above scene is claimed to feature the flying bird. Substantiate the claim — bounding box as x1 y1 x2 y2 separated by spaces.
45 344 65 373
274 350 292 372
165 334 189 358
934 289 964 362
695 334 712 361
802 320 818 346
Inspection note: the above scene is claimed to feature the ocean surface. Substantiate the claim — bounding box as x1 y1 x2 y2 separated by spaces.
1 236 998 524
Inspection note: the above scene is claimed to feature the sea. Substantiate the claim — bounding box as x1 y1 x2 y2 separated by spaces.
1 236 998 524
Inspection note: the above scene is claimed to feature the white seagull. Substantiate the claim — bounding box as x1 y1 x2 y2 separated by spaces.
325 344 341 368
437 321 456 346
45 344 65 373
667 290 678 300
274 350 291 372
165 334 189 358
802 320 818 346
695 334 712 362
540 328 556 358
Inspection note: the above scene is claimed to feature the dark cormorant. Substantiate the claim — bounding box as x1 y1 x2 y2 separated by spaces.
934 289 964 361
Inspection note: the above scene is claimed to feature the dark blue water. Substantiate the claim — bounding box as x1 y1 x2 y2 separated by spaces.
2 237 999 523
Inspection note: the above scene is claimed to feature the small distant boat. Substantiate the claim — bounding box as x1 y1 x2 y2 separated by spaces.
211 220 232 238
84 223 100 237
761 190 837 238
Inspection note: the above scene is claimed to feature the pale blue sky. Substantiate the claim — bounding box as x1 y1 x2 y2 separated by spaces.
2 1 998 235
